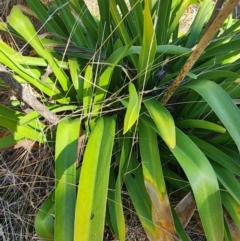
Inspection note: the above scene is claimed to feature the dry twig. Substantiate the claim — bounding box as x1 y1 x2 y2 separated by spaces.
161 0 240 105
0 64 59 124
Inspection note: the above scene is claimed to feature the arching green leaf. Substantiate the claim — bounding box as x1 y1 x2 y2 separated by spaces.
184 80 240 148
123 83 141 134
170 128 224 241
143 98 176 148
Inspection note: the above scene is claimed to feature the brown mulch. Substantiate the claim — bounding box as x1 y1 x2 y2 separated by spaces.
0 146 55 241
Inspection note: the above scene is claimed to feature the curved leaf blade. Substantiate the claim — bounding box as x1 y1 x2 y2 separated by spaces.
0 117 44 142
184 79 240 148
144 98 176 148
222 192 240 229
170 128 224 241
212 162 240 205
190 136 240 176
34 191 54 241
92 37 138 115
177 119 226 133
197 70 240 80
123 83 141 134
7 6 72 93
25 0 68 37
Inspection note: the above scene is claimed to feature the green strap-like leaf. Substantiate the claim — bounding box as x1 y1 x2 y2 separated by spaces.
0 39 68 68
74 116 116 241
25 0 68 37
212 162 240 205
18 105 77 126
185 0 213 48
155 0 172 44
167 0 191 39
34 191 54 241
124 155 156 239
109 135 132 241
123 83 141 134
222 191 240 229
129 0 143 41
200 39 240 60
143 98 176 148
197 70 240 80
97 0 111 51
0 133 23 149
68 57 83 102
92 37 138 116
137 0 157 87
0 49 65 101
0 105 45 143
110 0 138 67
122 45 192 57
55 118 80 241
190 136 240 176
183 79 240 148
34 168 81 241
7 6 73 93
54 0 88 47
170 128 224 241
139 119 177 239
83 65 93 117
177 119 226 133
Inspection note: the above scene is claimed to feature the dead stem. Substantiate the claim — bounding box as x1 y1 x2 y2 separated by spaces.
160 0 239 105
0 64 59 124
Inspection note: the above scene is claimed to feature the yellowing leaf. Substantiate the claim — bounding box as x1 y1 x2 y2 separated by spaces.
75 117 116 241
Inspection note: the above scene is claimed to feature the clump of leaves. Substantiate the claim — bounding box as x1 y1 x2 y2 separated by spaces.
1 0 240 240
